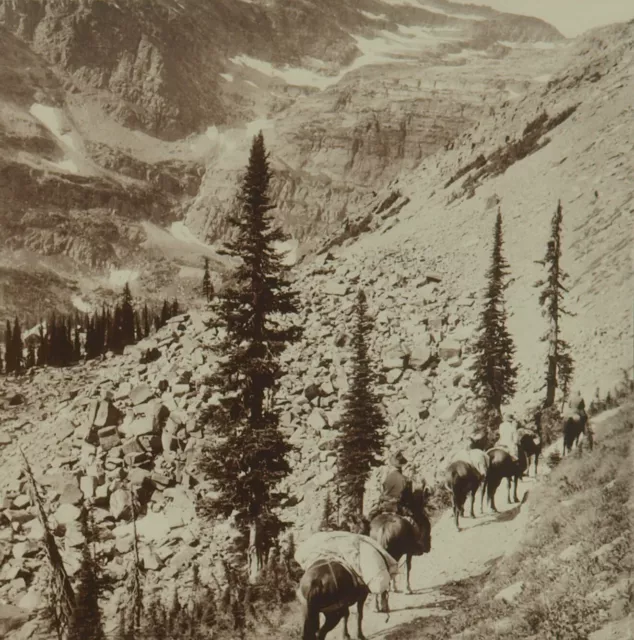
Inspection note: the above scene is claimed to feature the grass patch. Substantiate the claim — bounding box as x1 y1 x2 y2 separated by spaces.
386 402 633 640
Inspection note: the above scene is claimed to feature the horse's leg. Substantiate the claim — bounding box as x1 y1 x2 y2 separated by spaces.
488 475 499 513
318 611 344 640
506 476 512 504
469 486 476 518
406 555 413 594
513 475 519 503
303 601 319 640
479 480 485 515
357 591 368 640
342 608 350 640
534 453 539 477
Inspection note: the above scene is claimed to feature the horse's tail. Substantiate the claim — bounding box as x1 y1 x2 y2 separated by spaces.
301 578 322 640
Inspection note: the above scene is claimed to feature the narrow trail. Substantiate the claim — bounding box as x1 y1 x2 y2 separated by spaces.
336 409 619 639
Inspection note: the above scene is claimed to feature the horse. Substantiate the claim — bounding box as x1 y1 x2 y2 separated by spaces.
369 488 431 611
298 559 369 640
449 447 490 522
562 412 587 456
445 460 484 531
486 430 540 512
523 428 543 477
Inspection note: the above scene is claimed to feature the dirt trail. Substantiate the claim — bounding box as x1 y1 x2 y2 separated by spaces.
339 409 619 640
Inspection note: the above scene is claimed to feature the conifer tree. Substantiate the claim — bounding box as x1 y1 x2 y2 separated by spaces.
0 347 3 375
26 342 36 369
121 284 135 347
470 210 518 434
12 318 23 373
319 492 337 531
4 320 13 374
68 508 105 640
73 325 81 362
142 304 151 338
37 322 47 366
534 200 575 408
171 298 180 318
202 257 214 302
159 300 170 327
197 132 302 581
335 289 386 517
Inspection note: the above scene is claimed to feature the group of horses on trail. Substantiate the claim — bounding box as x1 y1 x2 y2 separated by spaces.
296 409 590 640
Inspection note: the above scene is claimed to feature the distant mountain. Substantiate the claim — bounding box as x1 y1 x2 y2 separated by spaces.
0 0 565 323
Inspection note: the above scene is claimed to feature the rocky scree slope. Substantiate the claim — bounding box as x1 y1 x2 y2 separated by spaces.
315 20 634 403
0 0 563 320
0 240 491 635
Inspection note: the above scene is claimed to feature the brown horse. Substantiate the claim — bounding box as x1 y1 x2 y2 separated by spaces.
369 488 431 611
298 559 369 640
562 412 587 456
445 460 483 531
486 431 540 512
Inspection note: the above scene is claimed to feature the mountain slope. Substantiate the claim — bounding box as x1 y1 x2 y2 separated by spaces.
0 0 566 323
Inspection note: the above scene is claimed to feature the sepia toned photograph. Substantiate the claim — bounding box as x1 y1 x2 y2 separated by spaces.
0 1 632 638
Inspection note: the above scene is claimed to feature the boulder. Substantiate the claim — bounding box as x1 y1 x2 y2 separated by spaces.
409 345 433 369
323 282 350 296
438 339 461 360
54 504 82 525
93 401 122 428
494 582 524 604
130 384 154 406
59 484 84 506
307 408 329 430
109 489 132 520
382 344 410 370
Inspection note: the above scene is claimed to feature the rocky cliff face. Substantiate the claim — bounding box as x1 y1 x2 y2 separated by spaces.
0 0 565 321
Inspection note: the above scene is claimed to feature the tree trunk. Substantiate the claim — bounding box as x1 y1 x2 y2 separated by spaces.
545 315 558 407
247 521 263 584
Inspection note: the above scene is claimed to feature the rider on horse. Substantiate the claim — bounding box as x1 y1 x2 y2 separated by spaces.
495 411 522 461
369 451 415 521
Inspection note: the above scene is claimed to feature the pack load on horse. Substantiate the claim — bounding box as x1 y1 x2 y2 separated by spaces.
296 531 400 639
494 412 522 460
295 531 399 595
448 440 490 527
563 390 591 455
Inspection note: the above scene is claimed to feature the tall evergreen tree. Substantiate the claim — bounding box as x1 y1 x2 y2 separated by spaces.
68 508 105 640
159 300 170 328
4 320 13 374
470 210 518 434
335 289 387 518
121 284 135 347
73 325 81 362
202 257 214 302
534 200 575 408
37 322 48 367
171 298 180 318
12 318 23 374
142 304 151 338
26 342 36 369
197 132 302 581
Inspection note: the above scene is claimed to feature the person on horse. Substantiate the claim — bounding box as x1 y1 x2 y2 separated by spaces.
495 411 522 461
567 390 587 422
370 451 415 521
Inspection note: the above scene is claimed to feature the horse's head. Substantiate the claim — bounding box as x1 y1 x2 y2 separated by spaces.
341 515 370 536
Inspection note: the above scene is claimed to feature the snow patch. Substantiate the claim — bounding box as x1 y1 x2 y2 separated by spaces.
231 55 340 90
498 40 558 50
274 239 300 266
360 10 388 21
109 269 139 288
29 104 80 150
52 159 80 174
169 222 210 249
72 295 93 313
219 73 234 82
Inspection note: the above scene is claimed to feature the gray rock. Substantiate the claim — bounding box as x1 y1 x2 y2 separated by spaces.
130 384 154 406
54 504 82 525
109 489 132 520
438 339 461 360
494 581 524 604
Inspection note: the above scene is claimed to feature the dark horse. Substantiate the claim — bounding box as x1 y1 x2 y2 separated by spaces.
445 460 483 531
562 412 588 456
524 428 543 477
369 488 431 611
486 430 541 512
299 559 369 640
